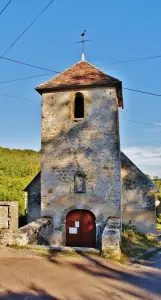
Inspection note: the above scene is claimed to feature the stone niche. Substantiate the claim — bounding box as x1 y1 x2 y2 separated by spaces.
74 172 86 193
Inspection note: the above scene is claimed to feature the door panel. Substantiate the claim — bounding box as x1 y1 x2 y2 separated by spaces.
66 209 96 248
66 210 81 247
81 210 96 248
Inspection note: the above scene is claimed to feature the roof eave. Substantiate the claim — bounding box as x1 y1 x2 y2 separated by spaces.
24 171 40 191
35 81 123 108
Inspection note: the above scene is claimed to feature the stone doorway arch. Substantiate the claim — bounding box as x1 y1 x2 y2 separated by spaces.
66 209 96 248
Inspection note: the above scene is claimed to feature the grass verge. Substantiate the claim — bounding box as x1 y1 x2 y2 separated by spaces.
121 224 161 259
6 244 31 250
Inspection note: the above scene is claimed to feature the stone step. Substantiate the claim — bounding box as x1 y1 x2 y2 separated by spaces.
30 245 99 254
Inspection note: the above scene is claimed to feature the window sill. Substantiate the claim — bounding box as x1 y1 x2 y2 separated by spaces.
73 118 84 122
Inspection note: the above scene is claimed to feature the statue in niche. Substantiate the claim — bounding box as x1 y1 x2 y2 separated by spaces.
74 172 85 193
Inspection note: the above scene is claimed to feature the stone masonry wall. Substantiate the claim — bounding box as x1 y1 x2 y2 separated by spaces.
0 217 52 246
121 152 157 233
0 201 18 231
0 201 18 246
41 87 121 223
0 206 9 229
26 173 41 223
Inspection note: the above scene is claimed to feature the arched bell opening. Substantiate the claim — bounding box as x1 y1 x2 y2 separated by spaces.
74 92 84 119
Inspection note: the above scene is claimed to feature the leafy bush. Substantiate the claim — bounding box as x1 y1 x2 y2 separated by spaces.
157 214 161 224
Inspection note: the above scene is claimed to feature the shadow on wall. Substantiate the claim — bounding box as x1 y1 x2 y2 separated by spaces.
42 90 120 206
121 152 156 213
121 152 157 233
19 214 28 227
122 212 156 233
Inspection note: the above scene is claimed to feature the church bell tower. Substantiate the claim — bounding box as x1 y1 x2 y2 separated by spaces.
36 58 123 254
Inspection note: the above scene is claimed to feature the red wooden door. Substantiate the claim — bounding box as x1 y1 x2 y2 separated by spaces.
66 210 96 248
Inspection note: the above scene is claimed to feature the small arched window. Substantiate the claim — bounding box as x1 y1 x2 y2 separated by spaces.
74 93 84 119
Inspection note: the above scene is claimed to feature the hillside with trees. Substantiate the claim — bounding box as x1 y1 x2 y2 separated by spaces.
0 147 40 216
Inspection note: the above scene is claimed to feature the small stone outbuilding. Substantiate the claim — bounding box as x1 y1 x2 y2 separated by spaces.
121 152 157 233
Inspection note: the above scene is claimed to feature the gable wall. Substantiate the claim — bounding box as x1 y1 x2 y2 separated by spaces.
41 87 121 223
121 152 156 233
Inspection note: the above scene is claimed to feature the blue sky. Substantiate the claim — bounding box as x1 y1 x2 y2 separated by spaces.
0 0 161 176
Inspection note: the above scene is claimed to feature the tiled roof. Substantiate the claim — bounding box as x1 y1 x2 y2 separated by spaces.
36 60 123 107
36 61 120 89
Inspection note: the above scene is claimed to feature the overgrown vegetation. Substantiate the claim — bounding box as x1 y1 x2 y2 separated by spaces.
153 176 161 203
146 175 161 229
121 224 160 258
0 147 40 216
6 244 31 250
146 175 161 208
157 214 161 230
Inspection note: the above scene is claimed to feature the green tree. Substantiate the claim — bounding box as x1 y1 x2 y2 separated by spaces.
0 147 40 216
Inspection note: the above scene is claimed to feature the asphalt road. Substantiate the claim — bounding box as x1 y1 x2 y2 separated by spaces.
0 248 161 300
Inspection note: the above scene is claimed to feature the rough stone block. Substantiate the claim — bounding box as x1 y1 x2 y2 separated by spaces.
51 230 63 246
6 217 53 246
0 206 9 229
102 227 121 258
107 217 121 229
0 201 18 231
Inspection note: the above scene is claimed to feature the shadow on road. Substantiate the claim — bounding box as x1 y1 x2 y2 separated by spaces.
1 249 161 300
0 285 58 300
47 250 161 299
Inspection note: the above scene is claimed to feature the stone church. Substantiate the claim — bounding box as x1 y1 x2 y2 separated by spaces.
24 59 157 254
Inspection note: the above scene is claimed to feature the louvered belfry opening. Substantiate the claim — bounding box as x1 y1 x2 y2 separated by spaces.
74 92 84 118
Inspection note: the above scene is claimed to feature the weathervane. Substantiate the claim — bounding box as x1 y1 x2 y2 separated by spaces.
76 30 90 61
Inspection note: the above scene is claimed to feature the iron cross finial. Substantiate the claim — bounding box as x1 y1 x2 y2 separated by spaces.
76 30 90 61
